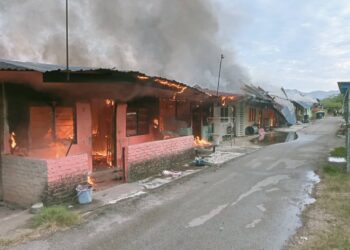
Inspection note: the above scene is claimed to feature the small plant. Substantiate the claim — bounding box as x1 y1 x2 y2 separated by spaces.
32 206 81 228
330 147 346 158
323 164 344 176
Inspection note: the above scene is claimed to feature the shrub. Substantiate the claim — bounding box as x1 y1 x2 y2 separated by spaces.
32 206 80 228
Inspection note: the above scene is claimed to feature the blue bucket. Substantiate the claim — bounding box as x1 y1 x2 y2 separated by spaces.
76 185 93 204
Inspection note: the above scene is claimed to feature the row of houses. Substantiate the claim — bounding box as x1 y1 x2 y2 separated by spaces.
0 59 317 207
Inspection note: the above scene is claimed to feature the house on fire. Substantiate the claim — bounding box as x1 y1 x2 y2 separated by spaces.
0 59 211 207
194 86 282 141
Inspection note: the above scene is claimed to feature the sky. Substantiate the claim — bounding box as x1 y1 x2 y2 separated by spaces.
1 0 349 92
214 0 350 91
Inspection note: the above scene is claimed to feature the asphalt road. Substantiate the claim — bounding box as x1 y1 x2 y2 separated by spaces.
13 117 343 250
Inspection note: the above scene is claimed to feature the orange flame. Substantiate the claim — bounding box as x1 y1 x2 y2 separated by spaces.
137 75 149 80
194 136 211 147
153 118 159 129
105 99 115 106
49 142 67 158
154 79 187 100
220 96 236 106
10 132 16 149
87 176 95 186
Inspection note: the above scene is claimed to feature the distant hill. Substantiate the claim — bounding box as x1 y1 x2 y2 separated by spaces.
303 90 339 100
295 90 339 100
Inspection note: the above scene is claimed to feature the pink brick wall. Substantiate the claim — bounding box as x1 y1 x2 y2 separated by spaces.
128 135 194 165
47 154 89 183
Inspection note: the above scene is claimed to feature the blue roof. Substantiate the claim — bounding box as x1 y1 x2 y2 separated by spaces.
338 82 350 94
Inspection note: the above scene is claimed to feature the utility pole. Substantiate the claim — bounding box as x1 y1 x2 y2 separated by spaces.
66 0 70 81
347 90 350 173
216 54 224 96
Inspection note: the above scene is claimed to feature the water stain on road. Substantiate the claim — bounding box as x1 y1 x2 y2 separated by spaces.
187 204 228 228
231 175 289 206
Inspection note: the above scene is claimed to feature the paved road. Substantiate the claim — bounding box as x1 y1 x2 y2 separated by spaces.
13 117 343 250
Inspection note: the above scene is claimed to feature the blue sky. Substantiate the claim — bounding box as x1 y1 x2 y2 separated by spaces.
214 0 350 91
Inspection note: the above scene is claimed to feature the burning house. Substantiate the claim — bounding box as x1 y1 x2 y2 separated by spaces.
194 87 243 143
0 59 209 207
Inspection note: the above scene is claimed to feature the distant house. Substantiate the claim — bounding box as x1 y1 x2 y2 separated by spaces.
242 84 294 132
0 59 209 206
284 89 317 122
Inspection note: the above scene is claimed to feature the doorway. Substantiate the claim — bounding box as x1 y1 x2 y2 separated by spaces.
91 99 116 171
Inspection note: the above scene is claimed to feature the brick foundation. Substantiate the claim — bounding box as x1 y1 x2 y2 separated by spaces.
1 153 89 207
128 136 195 181
128 135 194 165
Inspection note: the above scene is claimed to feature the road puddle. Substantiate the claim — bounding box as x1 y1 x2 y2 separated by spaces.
251 131 297 145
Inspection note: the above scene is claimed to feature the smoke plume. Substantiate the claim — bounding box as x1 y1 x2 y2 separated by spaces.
0 0 250 92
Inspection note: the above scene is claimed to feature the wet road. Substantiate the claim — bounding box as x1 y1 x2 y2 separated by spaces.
13 117 343 250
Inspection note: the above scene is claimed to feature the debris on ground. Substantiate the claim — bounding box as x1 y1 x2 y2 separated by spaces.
162 170 182 178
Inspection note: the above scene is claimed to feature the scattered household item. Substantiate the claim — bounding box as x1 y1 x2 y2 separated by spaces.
30 202 44 214
245 125 258 135
76 184 93 204
194 156 206 166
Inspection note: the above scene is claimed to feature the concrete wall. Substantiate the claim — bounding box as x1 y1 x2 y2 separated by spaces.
1 153 89 207
2 155 47 207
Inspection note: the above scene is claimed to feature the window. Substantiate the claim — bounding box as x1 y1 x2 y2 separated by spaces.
126 107 149 136
221 107 229 122
30 105 76 149
249 108 256 122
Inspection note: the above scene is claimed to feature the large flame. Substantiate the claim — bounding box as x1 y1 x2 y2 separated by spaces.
194 136 211 147
220 96 236 106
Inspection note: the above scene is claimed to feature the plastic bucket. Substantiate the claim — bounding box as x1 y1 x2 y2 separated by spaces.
76 185 93 204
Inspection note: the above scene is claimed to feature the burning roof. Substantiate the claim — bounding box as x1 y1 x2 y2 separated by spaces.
0 58 209 101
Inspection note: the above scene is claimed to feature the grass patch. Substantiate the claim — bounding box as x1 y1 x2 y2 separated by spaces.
329 146 346 158
323 164 344 176
0 239 13 247
291 162 350 250
32 206 81 229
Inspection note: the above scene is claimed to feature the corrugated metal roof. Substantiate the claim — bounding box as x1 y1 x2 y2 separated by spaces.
338 81 350 95
0 58 93 72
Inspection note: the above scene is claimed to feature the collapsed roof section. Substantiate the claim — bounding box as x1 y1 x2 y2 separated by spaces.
242 84 296 125
284 89 317 109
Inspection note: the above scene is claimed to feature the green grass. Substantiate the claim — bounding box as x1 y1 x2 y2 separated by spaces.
32 206 81 228
323 164 345 176
0 239 13 247
294 163 350 250
329 146 346 158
